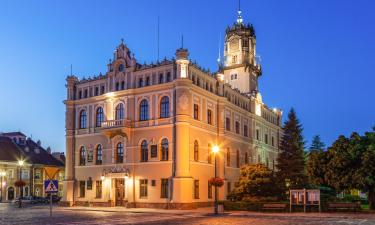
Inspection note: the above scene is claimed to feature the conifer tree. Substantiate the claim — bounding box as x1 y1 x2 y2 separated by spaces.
309 135 326 152
276 108 307 193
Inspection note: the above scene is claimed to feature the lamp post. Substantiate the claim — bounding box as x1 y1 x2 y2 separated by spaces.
212 145 219 215
18 160 24 208
0 171 6 202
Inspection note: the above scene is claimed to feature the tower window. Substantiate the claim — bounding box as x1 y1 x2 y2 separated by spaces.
166 72 171 82
232 55 237 64
118 64 124 72
146 77 150 86
194 104 199 120
207 109 212 125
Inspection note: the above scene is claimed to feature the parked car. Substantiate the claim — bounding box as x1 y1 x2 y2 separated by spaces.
14 196 33 204
45 194 61 203
30 196 48 204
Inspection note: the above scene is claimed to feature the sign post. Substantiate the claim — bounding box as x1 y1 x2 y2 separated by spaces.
44 167 59 217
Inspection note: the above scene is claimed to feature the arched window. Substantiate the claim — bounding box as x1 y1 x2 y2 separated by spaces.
116 142 124 163
140 99 149 121
96 107 104 127
160 96 170 118
194 141 199 161
141 140 148 162
227 148 231 167
79 110 87 129
208 143 212 164
79 146 86 165
96 144 102 165
115 103 124 120
161 138 168 161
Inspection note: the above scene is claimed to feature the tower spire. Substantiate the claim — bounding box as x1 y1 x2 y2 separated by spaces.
236 0 243 24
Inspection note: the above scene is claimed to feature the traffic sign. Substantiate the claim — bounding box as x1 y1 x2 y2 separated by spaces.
44 180 58 193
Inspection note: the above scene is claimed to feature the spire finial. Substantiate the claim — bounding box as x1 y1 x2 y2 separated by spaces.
121 38 124 45
237 0 243 24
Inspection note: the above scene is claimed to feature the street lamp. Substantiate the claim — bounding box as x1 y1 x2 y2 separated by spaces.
18 159 24 208
0 171 6 202
212 145 219 215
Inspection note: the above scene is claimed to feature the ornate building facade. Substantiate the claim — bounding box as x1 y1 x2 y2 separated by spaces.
62 12 282 208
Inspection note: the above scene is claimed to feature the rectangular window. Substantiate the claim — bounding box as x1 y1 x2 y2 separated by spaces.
78 90 82 99
146 76 150 86
166 72 171 82
101 86 105 95
265 134 268 144
121 81 125 90
139 78 144 87
140 179 148 198
84 89 88 98
244 125 248 137
95 87 99 96
207 109 212 125
208 181 212 199
161 179 169 198
96 180 102 198
79 181 85 198
194 104 199 120
150 145 157 158
7 169 14 179
34 169 41 180
235 121 240 134
159 73 164 84
226 118 231 131
227 182 232 194
194 180 199 199
115 82 119 91
256 129 260 140
21 170 29 180
272 136 275 146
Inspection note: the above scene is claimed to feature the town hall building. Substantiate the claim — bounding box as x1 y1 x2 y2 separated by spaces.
62 10 282 208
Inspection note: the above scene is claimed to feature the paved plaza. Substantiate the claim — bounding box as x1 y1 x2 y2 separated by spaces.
0 203 375 225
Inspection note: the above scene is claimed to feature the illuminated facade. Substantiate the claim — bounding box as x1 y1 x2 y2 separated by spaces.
62 12 282 208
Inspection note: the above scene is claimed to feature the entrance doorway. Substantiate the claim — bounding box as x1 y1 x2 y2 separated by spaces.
115 178 125 206
7 187 14 200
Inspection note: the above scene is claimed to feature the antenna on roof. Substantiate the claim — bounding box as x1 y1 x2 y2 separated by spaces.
157 16 160 61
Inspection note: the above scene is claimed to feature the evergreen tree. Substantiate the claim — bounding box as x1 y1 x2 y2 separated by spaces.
309 135 326 152
276 108 307 193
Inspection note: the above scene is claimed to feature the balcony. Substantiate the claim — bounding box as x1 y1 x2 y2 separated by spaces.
101 119 131 129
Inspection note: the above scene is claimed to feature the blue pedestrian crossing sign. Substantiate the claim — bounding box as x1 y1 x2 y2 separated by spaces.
44 180 58 193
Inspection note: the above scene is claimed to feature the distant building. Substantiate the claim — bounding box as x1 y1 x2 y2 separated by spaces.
0 132 65 202
63 9 282 208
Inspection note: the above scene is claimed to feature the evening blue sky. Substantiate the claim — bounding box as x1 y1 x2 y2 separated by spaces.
0 0 374 152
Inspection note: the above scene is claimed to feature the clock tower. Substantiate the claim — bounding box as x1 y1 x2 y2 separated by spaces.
222 7 262 94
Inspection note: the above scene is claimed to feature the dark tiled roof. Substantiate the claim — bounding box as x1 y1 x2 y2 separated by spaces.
21 139 64 167
2 131 26 137
0 136 24 161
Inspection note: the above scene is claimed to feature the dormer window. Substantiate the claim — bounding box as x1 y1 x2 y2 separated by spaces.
118 64 125 72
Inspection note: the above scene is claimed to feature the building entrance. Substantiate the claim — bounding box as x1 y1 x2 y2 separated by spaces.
115 178 125 206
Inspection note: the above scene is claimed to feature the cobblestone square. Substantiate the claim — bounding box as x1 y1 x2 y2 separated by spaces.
1 203 375 225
